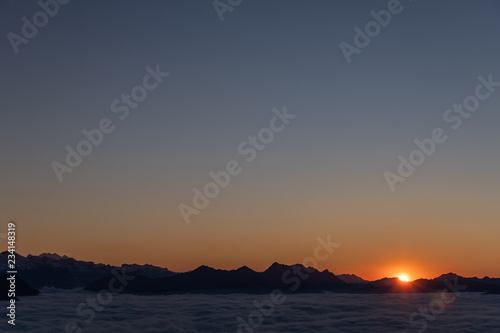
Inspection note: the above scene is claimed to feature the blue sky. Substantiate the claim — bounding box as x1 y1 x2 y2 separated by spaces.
1 0 499 278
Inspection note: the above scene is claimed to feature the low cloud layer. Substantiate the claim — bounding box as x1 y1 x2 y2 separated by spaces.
0 289 499 332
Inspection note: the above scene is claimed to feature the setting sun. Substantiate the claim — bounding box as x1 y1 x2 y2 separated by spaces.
398 275 409 282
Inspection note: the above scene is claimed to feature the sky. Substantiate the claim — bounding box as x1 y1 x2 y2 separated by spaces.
1 0 499 281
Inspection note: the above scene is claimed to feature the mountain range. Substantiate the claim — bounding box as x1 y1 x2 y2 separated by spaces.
2 252 500 296
0 252 176 290
85 262 347 294
85 265 500 295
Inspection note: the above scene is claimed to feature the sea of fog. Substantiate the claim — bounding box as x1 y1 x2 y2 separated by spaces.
1 288 499 332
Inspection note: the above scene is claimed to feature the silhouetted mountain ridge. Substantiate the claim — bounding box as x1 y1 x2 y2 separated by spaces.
338 274 369 285
84 263 500 295
4 252 499 295
0 252 176 289
359 273 500 294
85 262 347 294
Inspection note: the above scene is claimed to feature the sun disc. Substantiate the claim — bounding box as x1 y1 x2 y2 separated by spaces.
398 275 409 282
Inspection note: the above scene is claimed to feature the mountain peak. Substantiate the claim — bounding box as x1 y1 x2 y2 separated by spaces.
266 262 307 271
191 265 216 273
264 262 292 274
0 251 22 257
235 265 255 273
337 274 368 284
37 253 70 260
435 272 461 280
268 262 286 269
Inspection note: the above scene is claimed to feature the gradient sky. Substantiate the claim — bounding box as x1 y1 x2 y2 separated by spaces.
1 0 499 281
